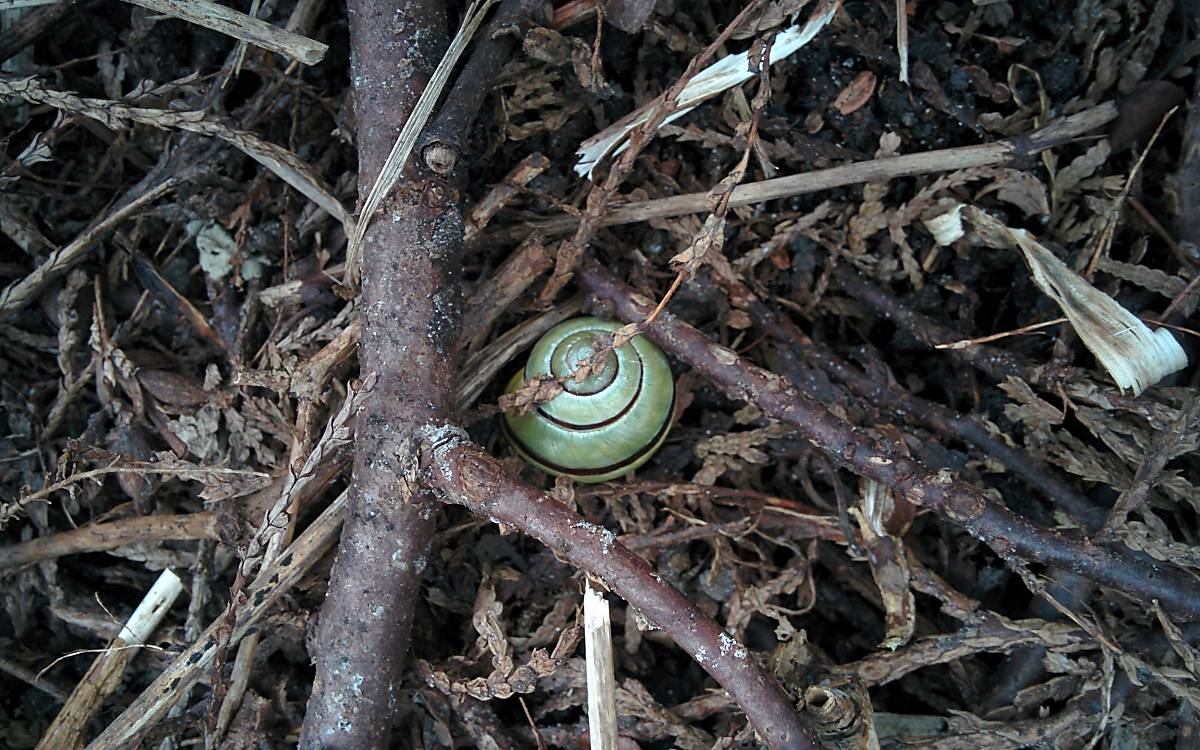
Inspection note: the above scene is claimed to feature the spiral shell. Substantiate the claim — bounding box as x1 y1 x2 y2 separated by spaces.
502 317 675 483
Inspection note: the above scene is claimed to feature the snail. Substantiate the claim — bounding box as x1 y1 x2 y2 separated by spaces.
501 317 675 483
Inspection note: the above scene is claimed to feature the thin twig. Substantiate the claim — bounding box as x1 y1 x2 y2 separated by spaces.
934 318 1068 349
0 513 219 571
1083 106 1178 275
0 170 184 322
506 101 1119 239
0 463 267 529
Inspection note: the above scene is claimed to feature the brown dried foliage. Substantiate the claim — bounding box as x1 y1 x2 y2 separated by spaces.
2 1 1199 749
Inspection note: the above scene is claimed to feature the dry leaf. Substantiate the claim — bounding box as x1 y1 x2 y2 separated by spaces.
999 376 1064 430
669 214 726 277
962 205 1187 395
832 70 877 115
498 375 564 415
692 424 790 485
853 481 916 650
605 0 656 34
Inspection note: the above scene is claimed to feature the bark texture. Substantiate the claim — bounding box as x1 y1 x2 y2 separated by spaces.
298 0 462 746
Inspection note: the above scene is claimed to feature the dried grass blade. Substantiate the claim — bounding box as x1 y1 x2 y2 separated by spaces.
0 74 353 237
216 128 354 232
344 0 499 288
584 582 618 750
573 0 840 178
0 173 182 323
954 205 1188 395
122 0 327 65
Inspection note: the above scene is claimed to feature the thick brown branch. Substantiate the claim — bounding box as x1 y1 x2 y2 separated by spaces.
577 262 1200 621
299 0 463 746
419 432 817 750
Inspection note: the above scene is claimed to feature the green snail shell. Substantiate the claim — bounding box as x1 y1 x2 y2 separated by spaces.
502 317 674 483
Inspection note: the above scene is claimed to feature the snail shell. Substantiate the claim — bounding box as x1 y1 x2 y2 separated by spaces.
502 317 675 483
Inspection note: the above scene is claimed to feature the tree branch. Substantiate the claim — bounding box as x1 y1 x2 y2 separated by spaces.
298 0 464 745
419 430 818 750
419 0 541 174
721 273 1105 527
577 262 1200 621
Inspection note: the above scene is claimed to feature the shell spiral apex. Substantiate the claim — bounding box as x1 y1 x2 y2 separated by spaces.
501 317 675 483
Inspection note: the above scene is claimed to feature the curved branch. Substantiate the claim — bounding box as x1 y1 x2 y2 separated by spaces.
419 430 817 750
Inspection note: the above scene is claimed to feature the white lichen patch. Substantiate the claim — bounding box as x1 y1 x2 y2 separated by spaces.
391 548 409 570
419 423 470 473
717 632 749 660
719 632 734 656
599 526 615 554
